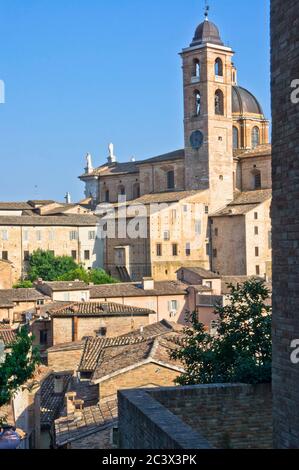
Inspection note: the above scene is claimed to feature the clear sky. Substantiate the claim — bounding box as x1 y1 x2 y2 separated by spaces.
0 0 270 202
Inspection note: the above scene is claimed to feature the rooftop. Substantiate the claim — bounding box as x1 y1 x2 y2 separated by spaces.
40 374 72 428
92 335 184 383
0 214 99 227
54 399 118 448
0 327 17 346
79 320 184 373
211 189 272 217
37 281 90 292
0 288 47 307
49 301 155 318
90 280 187 299
178 267 221 279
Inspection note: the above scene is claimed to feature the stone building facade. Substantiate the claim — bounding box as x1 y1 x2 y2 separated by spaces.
271 0 299 448
80 12 272 282
0 201 103 283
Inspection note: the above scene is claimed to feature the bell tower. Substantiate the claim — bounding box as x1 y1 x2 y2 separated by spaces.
181 8 234 212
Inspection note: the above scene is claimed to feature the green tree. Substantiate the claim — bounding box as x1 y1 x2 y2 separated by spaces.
58 267 117 285
27 250 79 282
172 279 272 385
13 280 34 289
0 328 40 407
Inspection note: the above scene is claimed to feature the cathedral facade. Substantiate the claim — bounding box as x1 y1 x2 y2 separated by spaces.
80 14 272 282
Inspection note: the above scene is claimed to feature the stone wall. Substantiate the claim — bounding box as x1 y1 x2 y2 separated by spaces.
271 0 299 448
47 345 83 372
118 384 272 449
0 260 13 289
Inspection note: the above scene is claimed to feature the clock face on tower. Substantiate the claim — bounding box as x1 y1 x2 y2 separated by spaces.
190 130 204 150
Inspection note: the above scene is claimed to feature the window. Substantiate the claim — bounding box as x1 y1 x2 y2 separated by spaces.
268 231 272 250
194 90 201 116
2 251 8 261
39 330 48 346
206 243 210 256
254 212 259 220
167 170 175 190
215 58 223 76
1 230 8 241
36 299 45 306
96 327 107 337
215 228 219 236
215 89 224 115
133 182 140 199
205 206 209 214
169 300 178 316
172 244 178 256
256 265 260 276
213 248 218 258
255 247 259 257
71 250 77 260
112 427 119 447
171 209 177 223
88 231 96 240
118 185 126 196
49 230 55 241
195 220 202 235
70 231 78 241
23 230 29 242
84 250 90 261
254 226 259 235
253 170 262 190
105 190 110 203
36 230 42 241
233 126 239 149
156 244 162 257
252 127 260 148
163 231 170 241
24 251 30 261
186 243 191 256
193 59 201 79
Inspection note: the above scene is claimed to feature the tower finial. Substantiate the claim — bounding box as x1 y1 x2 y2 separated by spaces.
204 1 210 20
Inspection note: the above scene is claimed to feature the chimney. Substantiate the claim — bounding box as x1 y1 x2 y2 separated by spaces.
37 278 44 285
54 375 64 395
73 399 84 419
65 391 77 415
142 277 154 291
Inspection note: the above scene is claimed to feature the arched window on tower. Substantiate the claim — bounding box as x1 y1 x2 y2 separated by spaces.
194 90 201 116
233 126 239 149
215 58 223 77
167 170 175 190
252 127 260 148
215 89 224 115
193 59 201 80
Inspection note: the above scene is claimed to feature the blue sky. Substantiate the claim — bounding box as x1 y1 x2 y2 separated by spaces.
0 0 270 202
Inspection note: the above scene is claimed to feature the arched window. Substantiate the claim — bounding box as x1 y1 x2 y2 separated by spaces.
195 90 201 116
252 169 262 189
233 126 239 149
167 170 175 190
215 58 223 77
252 127 260 148
105 190 110 203
133 182 140 199
215 89 224 115
117 185 126 196
193 59 201 79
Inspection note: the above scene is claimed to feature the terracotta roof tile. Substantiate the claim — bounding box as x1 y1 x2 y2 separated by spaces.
0 328 17 346
40 374 72 427
54 399 118 447
50 301 155 317
90 281 187 299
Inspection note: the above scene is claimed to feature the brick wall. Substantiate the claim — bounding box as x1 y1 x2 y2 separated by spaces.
118 384 272 449
47 347 83 372
99 363 180 403
271 0 299 448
